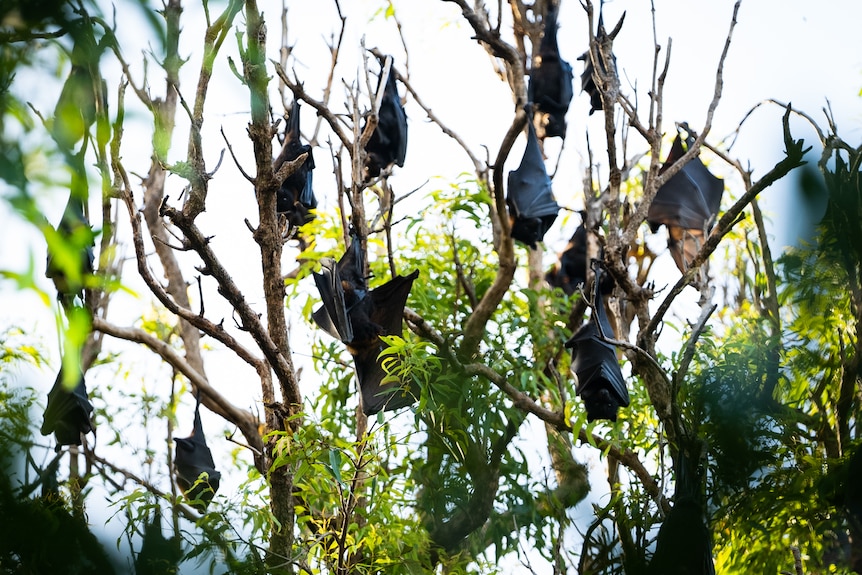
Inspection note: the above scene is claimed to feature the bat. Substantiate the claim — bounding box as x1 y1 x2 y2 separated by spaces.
364 58 408 178
46 189 95 310
528 2 574 139
312 232 419 415
507 111 560 249
649 449 716 575
577 9 625 115
546 221 587 295
135 506 182 575
647 124 724 273
40 367 95 448
565 260 629 421
274 99 316 230
174 396 221 510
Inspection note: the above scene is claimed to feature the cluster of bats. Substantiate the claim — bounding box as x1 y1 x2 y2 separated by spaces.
39 9 723 536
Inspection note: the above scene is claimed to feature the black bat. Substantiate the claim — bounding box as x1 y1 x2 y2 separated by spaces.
845 446 862 548
274 99 316 230
46 189 95 310
313 232 419 415
547 221 587 296
507 112 560 249
647 124 724 273
40 367 95 448
134 506 182 575
528 2 574 139
577 9 625 115
649 449 716 575
565 260 629 421
175 397 221 510
364 59 408 178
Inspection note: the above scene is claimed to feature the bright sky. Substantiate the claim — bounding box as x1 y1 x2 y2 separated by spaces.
1 0 861 571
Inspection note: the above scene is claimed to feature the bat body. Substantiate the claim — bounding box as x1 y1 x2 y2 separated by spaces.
364 62 408 178
46 190 95 310
40 368 94 448
547 223 587 295
507 115 560 249
648 126 724 273
275 100 316 230
578 10 624 116
135 506 182 575
528 3 574 139
565 262 628 421
313 233 419 415
649 449 715 575
577 50 608 116
175 399 221 510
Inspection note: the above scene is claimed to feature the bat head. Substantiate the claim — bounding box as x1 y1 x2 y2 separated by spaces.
581 387 622 422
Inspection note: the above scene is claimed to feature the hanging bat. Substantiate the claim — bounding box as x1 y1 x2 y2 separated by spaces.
46 189 95 310
649 448 716 574
364 58 408 178
577 8 625 115
528 2 574 139
507 111 560 249
647 124 724 273
312 232 419 415
40 367 95 448
547 221 587 295
175 396 221 510
565 260 629 421
134 505 182 575
274 99 316 230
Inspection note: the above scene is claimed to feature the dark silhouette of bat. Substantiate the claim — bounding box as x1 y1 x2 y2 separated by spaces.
175 396 221 510
648 124 724 273
274 99 316 230
650 449 716 575
46 189 95 310
313 232 419 415
565 260 628 421
547 221 587 295
507 112 560 249
528 2 574 139
577 8 625 115
135 505 182 575
40 367 94 448
364 59 408 178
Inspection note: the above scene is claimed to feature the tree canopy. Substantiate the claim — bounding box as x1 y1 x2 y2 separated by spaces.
0 1 860 574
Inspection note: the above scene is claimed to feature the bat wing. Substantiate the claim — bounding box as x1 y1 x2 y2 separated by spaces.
507 119 560 248
313 258 353 343
649 135 724 232
175 402 221 509
41 368 94 446
352 270 420 415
